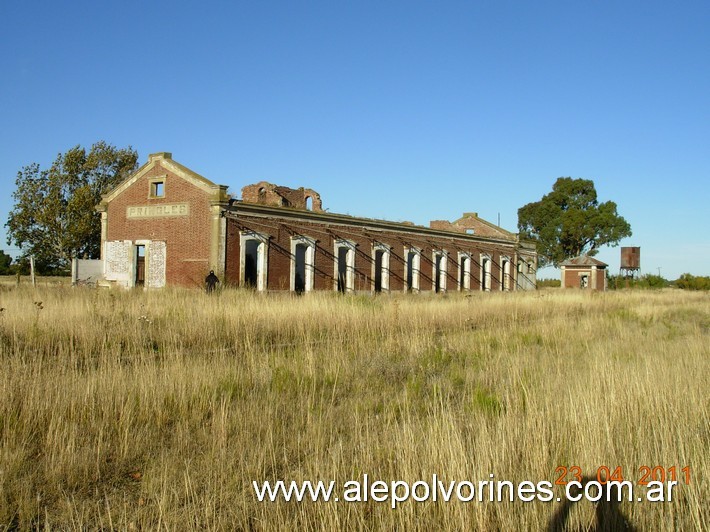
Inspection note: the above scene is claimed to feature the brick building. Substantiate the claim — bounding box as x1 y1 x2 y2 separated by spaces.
559 255 608 290
97 153 537 292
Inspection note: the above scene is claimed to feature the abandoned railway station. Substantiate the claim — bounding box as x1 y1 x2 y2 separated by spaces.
94 152 537 292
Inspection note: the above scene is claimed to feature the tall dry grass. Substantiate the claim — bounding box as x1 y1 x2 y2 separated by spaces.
0 286 707 530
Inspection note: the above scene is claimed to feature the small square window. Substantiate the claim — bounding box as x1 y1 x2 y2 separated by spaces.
151 181 164 198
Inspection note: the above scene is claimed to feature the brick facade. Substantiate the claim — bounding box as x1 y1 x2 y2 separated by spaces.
223 204 534 293
97 153 229 288
99 153 537 292
560 256 608 290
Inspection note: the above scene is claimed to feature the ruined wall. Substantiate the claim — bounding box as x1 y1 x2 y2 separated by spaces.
71 258 103 285
241 182 323 211
515 254 537 290
429 213 516 240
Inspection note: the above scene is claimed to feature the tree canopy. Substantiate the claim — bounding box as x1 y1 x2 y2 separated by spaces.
517 177 632 268
0 250 12 275
6 142 138 271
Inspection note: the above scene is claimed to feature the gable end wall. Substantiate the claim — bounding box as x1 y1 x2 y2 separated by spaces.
105 161 214 287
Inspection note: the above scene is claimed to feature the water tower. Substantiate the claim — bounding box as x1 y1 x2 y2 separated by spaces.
620 247 640 278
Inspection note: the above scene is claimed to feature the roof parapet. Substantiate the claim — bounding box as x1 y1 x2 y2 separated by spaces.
149 152 173 161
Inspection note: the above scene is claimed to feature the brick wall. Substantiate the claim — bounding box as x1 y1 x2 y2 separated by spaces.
241 182 323 211
105 160 213 287
429 213 515 240
563 267 606 290
225 213 517 292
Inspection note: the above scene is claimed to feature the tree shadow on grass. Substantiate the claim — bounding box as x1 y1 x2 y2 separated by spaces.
547 476 636 532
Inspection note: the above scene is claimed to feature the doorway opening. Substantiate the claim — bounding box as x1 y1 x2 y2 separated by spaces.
244 240 260 288
459 255 471 291
374 249 385 293
294 243 308 293
135 245 145 286
406 250 419 291
481 257 491 291
337 246 349 293
502 259 510 291
434 253 445 293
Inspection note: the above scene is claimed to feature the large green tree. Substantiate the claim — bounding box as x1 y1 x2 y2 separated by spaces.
518 177 632 268
6 142 138 271
0 250 12 275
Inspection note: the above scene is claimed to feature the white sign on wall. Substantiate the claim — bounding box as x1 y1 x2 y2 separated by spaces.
126 204 189 218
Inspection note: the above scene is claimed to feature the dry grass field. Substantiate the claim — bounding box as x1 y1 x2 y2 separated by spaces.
0 286 707 530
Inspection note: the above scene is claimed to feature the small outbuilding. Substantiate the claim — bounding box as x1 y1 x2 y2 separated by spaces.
560 255 608 290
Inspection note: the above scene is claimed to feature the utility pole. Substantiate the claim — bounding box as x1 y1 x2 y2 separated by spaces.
30 255 36 287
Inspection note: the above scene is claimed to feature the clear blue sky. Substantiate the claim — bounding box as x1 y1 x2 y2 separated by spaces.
1 1 708 279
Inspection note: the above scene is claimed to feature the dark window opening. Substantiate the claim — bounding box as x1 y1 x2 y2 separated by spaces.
151 181 164 197
374 250 384 292
294 243 307 293
305 196 313 211
244 240 259 288
337 247 348 293
406 251 416 291
434 253 443 293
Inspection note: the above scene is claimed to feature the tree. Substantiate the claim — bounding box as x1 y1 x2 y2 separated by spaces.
6 142 138 271
675 273 710 290
0 250 12 275
518 177 631 268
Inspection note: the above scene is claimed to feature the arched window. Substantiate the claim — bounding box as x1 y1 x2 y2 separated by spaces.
240 231 269 291
432 250 448 293
372 242 391 293
458 252 471 291
480 254 492 292
334 239 356 293
290 235 316 293
404 247 421 292
501 256 511 291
